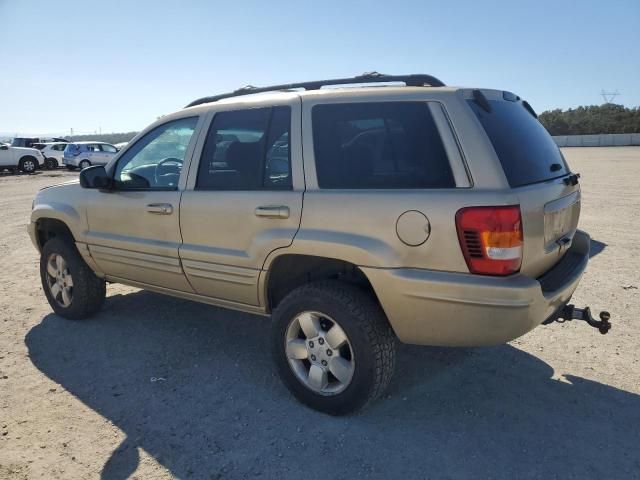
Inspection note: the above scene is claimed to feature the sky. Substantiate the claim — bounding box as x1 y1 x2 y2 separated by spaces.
0 0 638 136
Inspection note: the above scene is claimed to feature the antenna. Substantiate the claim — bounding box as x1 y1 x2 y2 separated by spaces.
600 89 620 104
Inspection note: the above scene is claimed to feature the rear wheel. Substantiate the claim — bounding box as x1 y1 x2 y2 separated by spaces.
40 236 106 319
45 157 59 169
19 156 37 173
79 159 91 169
271 281 396 415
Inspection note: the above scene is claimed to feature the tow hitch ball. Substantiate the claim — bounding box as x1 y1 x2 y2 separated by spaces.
555 305 612 334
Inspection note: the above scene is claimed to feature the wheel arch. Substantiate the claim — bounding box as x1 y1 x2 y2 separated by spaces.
34 217 76 251
30 200 84 251
262 253 381 313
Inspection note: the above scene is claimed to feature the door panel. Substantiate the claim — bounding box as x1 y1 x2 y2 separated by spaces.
179 191 302 304
0 147 11 166
85 190 193 291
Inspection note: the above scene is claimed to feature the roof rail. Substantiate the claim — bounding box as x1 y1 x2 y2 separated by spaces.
184 72 445 108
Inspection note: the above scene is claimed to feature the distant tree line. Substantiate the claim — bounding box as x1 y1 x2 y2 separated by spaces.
66 131 138 144
539 104 640 136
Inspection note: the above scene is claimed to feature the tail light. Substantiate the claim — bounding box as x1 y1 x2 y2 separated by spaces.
455 206 523 276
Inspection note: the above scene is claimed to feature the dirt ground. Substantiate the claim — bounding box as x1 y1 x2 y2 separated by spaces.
1 147 639 480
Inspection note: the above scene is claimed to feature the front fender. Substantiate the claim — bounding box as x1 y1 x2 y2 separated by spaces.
29 200 87 252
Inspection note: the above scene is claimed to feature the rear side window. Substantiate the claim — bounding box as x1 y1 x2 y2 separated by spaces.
196 106 292 190
101 144 117 153
467 99 569 187
312 102 455 189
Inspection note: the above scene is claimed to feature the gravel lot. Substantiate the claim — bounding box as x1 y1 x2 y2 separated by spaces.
1 147 639 479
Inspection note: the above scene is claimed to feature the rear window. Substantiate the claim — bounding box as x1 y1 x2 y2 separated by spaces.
467 99 569 187
312 102 455 189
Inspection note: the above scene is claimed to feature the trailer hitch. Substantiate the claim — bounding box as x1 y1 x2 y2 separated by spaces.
555 304 611 334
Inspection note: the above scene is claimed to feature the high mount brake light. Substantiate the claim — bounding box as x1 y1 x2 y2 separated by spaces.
455 206 523 276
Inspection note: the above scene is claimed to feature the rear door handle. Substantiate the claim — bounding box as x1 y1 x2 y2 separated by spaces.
146 203 173 215
255 205 290 219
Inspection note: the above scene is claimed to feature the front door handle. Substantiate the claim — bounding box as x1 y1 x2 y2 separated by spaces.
255 205 290 219
146 203 173 215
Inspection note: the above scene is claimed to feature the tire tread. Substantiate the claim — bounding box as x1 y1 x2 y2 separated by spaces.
272 280 396 413
40 236 106 320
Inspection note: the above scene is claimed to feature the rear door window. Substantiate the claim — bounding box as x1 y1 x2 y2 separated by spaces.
312 102 455 189
196 106 292 190
101 144 117 153
467 99 569 187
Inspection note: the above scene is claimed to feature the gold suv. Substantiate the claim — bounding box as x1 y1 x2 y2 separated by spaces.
29 73 609 414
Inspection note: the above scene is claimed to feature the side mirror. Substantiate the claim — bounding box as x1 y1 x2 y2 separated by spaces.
79 165 111 189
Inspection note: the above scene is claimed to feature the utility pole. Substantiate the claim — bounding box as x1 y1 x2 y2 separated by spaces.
600 89 620 104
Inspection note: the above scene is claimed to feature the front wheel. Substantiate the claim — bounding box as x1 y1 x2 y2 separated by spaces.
40 237 106 319
19 157 37 173
271 281 396 415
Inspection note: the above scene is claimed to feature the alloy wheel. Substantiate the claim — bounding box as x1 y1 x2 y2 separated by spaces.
46 253 74 307
23 160 36 172
285 311 355 395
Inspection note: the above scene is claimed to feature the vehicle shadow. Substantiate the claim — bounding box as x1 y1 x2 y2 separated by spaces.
25 290 639 479
589 238 607 258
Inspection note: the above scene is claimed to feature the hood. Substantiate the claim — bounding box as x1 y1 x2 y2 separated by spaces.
11 146 42 155
38 179 80 192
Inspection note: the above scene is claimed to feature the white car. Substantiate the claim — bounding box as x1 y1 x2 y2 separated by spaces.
0 143 45 173
37 143 69 169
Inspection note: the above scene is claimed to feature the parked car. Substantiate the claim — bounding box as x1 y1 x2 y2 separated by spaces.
12 137 68 148
63 141 119 170
0 143 45 173
114 142 128 150
33 142 69 169
29 73 610 414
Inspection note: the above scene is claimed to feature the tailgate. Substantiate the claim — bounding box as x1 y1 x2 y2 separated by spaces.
518 178 581 278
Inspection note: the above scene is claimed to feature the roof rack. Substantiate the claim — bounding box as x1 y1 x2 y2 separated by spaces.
185 72 445 108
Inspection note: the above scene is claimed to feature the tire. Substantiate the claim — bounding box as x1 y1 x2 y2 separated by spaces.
271 281 396 415
45 157 59 169
19 156 37 173
79 159 91 169
40 236 106 320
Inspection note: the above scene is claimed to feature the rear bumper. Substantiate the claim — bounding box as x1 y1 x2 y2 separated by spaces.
362 230 590 347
